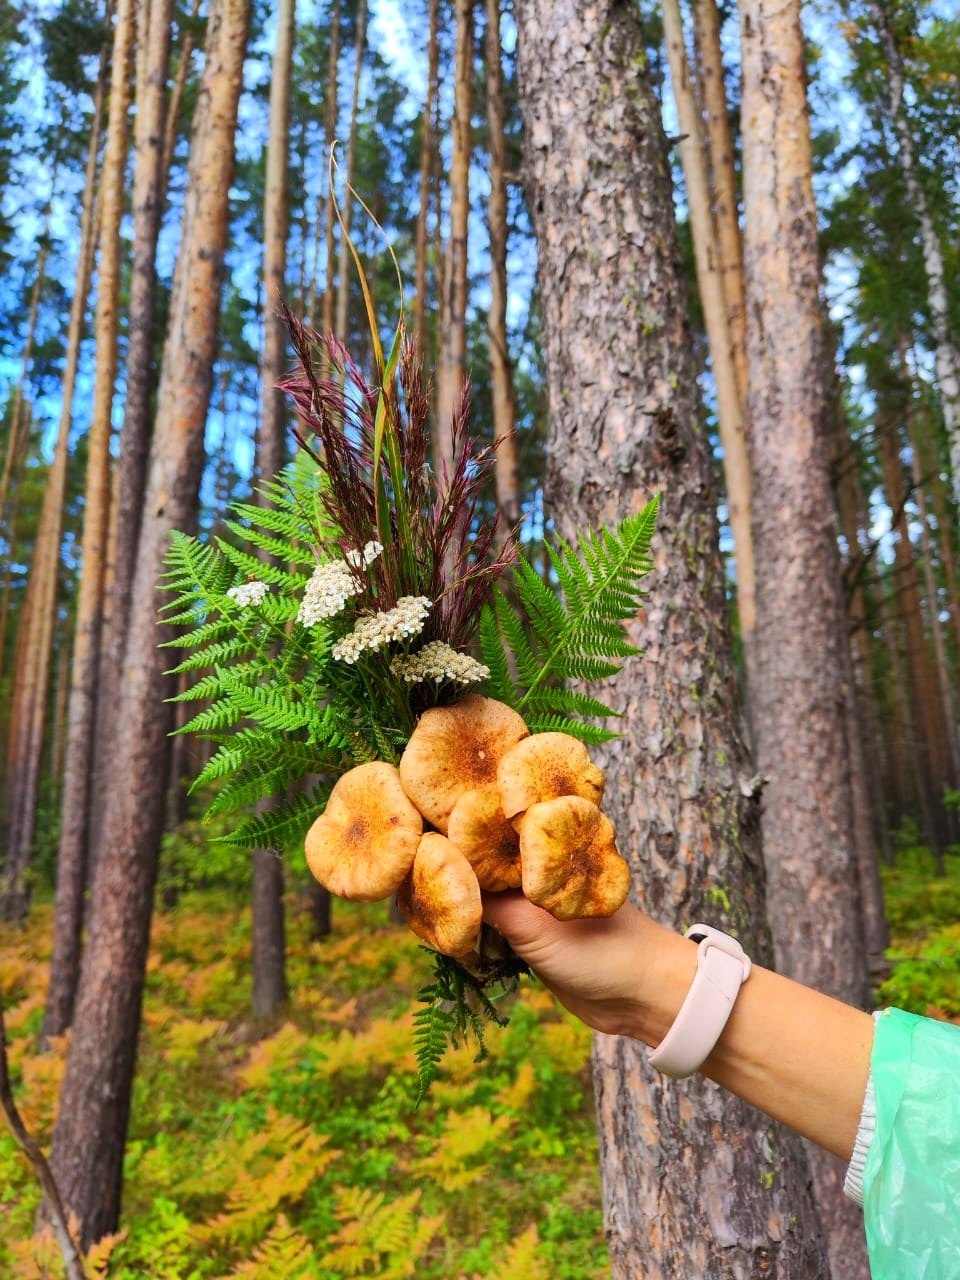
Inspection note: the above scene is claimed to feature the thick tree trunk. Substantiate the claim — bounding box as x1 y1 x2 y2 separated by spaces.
251 0 295 1020
318 0 341 339
414 0 440 361
485 0 519 544
868 0 960 509
662 0 755 645
48 0 250 1245
740 3 870 1272
513 3 828 1275
434 0 473 481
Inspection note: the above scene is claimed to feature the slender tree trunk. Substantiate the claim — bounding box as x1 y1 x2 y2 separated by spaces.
513 3 828 1274
96 0 173 756
251 0 295 1020
691 0 748 410
434 0 473 481
309 0 339 333
485 0 519 543
878 414 952 850
160 0 202 209
333 0 367 345
662 0 755 646
740 1 870 1273
0 244 48 534
868 0 960 508
414 0 440 360
41 1 133 1024
48 0 250 1244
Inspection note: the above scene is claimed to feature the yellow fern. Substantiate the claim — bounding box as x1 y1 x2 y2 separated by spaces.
237 1023 310 1089
162 1017 225 1066
495 1060 538 1114
410 1106 513 1193
484 1224 550 1280
193 1109 340 1244
319 1185 444 1278
217 1213 316 1279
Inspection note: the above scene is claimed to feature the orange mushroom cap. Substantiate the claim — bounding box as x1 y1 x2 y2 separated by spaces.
498 732 605 822
398 695 529 833
519 795 630 920
397 833 483 958
304 762 423 901
447 786 522 891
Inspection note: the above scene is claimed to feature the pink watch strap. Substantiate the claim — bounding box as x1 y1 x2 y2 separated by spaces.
648 924 752 1079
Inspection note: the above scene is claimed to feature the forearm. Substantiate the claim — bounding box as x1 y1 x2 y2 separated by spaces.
622 914 875 1160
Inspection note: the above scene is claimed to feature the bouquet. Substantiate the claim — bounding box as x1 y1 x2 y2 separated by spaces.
163 267 658 1099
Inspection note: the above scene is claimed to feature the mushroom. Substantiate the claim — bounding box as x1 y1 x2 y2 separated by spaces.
304 762 423 900
447 786 522 891
497 732 605 823
398 695 529 833
396 833 483 958
519 795 631 920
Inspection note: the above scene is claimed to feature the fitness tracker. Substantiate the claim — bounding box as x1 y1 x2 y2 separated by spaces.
648 924 752 1079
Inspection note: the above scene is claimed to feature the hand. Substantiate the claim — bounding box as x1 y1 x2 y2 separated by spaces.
482 892 673 1039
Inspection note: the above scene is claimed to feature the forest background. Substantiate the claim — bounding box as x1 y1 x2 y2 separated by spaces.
0 0 959 1275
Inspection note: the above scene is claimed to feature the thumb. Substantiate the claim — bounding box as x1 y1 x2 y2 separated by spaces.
482 891 561 952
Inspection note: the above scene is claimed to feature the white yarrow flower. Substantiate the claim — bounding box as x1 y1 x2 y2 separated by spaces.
297 559 360 626
332 596 432 663
345 540 384 569
227 580 270 607
390 641 490 687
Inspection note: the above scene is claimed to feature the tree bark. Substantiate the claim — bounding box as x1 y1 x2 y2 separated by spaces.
48 0 250 1245
513 2 828 1275
317 0 342 339
740 2 870 1272
160 0 202 210
485 0 519 544
662 0 755 645
251 0 295 1020
868 0 960 510
434 0 473 482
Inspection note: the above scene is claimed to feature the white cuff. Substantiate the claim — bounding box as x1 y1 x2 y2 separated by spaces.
843 1011 881 1207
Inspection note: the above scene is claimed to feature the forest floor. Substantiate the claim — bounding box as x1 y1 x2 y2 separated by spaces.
1 830 958 1279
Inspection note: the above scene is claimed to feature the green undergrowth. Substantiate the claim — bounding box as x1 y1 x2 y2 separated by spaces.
877 828 960 1021
1 889 607 1279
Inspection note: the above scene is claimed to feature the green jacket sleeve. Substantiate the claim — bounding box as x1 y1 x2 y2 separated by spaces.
862 1007 960 1278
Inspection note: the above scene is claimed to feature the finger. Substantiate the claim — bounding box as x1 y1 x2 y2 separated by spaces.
482 891 560 949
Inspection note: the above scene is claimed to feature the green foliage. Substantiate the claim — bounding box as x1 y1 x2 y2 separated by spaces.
480 500 659 741
878 839 960 1019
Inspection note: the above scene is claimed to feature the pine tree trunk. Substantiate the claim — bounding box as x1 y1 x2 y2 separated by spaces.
414 0 440 360
661 0 755 644
160 0 202 209
318 0 341 339
739 1 870 1273
0 243 48 534
48 0 251 1244
251 0 295 1020
868 0 960 509
485 0 519 543
333 0 367 345
434 0 473 481
513 2 828 1274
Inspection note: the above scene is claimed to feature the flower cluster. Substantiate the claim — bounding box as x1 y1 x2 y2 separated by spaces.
226 580 270 607
390 641 490 687
332 596 432 664
297 560 360 626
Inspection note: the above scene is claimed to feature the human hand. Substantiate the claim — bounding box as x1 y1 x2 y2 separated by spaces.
482 892 684 1041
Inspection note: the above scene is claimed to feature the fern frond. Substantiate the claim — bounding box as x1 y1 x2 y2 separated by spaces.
214 786 330 852
413 988 454 1106
478 604 516 705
